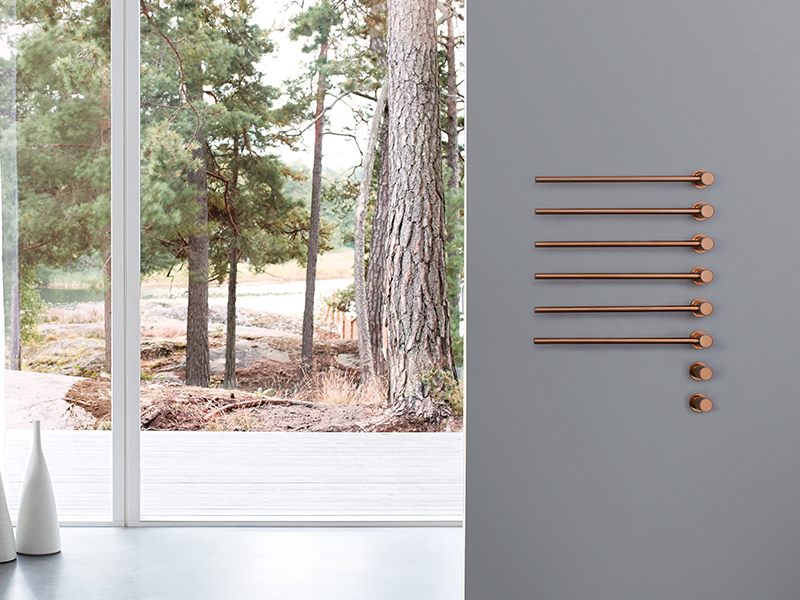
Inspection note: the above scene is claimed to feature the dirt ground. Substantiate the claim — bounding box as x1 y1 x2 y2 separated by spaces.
60 329 462 433
28 303 462 432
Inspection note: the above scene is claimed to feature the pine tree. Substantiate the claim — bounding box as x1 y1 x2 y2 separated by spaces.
385 0 455 422
11 0 112 371
290 0 343 376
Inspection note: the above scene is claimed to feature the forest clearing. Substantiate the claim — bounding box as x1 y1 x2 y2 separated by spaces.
13 256 462 432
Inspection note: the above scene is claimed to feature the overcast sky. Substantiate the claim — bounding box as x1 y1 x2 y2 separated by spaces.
254 0 375 173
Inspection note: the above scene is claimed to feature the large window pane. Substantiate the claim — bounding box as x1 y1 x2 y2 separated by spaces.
2 0 111 521
138 0 464 520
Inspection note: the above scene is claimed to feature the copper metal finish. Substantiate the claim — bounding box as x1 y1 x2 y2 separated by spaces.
534 202 715 221
690 299 714 317
690 330 713 349
692 202 715 220
534 267 713 284
534 170 714 187
534 331 713 348
535 235 714 252
534 299 713 316
691 170 715 189
691 267 715 285
691 234 715 253
690 362 714 381
689 393 714 412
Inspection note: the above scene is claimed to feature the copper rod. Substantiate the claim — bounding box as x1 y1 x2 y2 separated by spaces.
535 305 703 314
535 272 704 280
534 170 714 188
535 337 698 344
535 239 707 248
535 267 714 285
537 208 696 214
536 176 698 183
535 202 714 220
535 330 713 348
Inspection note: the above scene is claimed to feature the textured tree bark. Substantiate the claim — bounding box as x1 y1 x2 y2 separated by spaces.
366 103 390 378
223 241 237 389
444 0 460 190
300 42 329 376
385 0 455 420
353 82 387 385
185 141 210 388
223 143 241 390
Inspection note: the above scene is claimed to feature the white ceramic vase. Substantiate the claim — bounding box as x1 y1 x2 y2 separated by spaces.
0 469 15 562
15 420 61 555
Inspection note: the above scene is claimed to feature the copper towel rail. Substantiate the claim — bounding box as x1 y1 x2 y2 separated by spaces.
534 266 714 285
535 299 713 317
534 331 713 349
535 170 714 188
535 234 714 253
535 203 714 221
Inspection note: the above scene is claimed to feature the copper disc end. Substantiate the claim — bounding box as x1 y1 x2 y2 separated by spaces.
690 330 713 349
690 393 713 412
692 170 715 188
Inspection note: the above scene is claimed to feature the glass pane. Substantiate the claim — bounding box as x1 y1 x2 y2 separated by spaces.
2 0 111 521
139 0 464 520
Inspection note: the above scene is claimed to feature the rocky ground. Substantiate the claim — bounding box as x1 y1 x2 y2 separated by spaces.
14 300 462 433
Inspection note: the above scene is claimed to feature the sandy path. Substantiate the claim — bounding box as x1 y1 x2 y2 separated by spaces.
4 370 94 430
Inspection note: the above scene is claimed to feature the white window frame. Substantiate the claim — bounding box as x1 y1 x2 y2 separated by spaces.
110 0 141 526
105 0 461 528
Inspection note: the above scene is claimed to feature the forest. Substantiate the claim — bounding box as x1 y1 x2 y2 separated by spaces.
0 0 464 431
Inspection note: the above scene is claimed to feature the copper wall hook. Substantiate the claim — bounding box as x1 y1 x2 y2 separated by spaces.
534 299 713 316
690 362 714 381
690 394 714 412
534 330 713 348
535 235 714 252
534 267 713 284
534 170 714 188
535 202 715 221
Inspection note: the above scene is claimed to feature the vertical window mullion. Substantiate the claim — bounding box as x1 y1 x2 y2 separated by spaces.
111 0 141 526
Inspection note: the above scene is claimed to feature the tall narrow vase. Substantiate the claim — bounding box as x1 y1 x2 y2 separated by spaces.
0 469 15 562
15 421 61 555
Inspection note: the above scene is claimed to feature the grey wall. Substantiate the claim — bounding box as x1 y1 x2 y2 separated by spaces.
465 1 800 598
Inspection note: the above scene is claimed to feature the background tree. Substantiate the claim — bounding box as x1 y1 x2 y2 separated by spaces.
290 0 343 376
140 0 215 386
11 0 112 370
141 0 297 386
385 0 455 421
441 0 463 191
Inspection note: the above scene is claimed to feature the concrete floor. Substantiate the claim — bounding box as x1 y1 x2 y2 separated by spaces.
0 527 464 600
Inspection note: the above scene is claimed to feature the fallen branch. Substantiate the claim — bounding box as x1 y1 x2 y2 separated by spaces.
202 397 320 422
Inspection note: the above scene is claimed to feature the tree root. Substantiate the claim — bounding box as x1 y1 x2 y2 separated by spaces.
377 394 454 431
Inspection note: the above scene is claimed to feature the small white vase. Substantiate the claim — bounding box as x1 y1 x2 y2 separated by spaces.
15 421 61 555
0 469 15 562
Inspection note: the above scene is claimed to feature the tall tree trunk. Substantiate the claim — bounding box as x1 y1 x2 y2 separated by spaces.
366 100 390 378
223 241 237 389
385 0 455 421
300 43 329 376
223 141 241 389
444 0 460 190
102 228 111 374
353 82 387 385
185 140 210 387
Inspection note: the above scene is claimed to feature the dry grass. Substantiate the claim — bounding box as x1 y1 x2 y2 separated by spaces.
45 303 104 324
141 246 354 288
293 371 388 406
140 324 186 339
